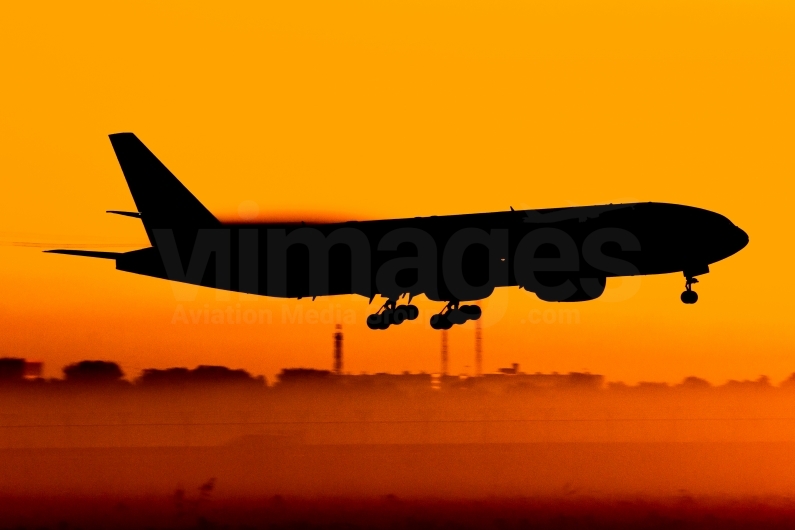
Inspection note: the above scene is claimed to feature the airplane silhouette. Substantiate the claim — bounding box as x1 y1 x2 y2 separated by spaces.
47 133 749 330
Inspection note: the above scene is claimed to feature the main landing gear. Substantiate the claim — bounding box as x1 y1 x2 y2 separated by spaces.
681 276 699 304
366 299 419 330
430 301 482 330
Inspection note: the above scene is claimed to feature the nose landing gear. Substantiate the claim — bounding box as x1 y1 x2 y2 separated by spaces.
430 301 482 330
366 299 419 330
681 276 699 304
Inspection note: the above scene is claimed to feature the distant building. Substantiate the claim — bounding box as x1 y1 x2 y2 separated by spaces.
63 360 124 383
277 368 334 385
0 358 26 381
23 361 43 379
137 366 265 387
497 363 520 375
0 358 43 381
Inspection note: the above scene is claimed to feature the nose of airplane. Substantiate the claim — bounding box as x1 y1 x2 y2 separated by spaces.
690 208 749 264
733 225 749 253
712 219 749 263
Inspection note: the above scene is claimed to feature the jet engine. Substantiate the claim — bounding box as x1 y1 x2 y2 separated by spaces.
531 276 607 302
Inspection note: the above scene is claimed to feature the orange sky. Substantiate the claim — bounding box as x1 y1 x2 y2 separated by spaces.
0 0 792 383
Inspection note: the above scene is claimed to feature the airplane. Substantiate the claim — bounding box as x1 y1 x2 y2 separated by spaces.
47 133 749 330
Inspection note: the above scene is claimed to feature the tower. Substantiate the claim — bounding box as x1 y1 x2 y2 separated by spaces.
441 329 448 376
333 324 343 374
474 314 482 377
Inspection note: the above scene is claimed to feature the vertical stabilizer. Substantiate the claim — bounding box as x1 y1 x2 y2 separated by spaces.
108 133 219 244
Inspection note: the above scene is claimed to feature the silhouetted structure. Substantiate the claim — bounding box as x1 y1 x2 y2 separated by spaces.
441 330 448 376
781 374 795 389
680 376 711 388
475 312 482 377
497 363 520 375
333 325 343 375
63 360 124 383
478 371 604 390
137 366 264 387
9 357 795 403
191 365 261 384
277 368 333 385
724 375 772 390
344 372 434 393
0 358 26 381
23 360 43 378
0 358 43 382
137 367 191 386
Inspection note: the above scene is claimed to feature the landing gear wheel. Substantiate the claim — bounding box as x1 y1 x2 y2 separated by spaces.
429 300 482 329
459 305 482 320
681 290 698 304
367 314 388 330
447 309 468 325
392 307 408 325
367 298 419 330
430 314 453 330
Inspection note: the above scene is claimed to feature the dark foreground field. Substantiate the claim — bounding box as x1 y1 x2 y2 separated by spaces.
3 496 795 530
4 373 795 527
4 442 795 529
4 442 795 497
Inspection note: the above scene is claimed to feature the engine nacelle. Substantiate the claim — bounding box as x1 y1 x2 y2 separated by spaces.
531 276 606 302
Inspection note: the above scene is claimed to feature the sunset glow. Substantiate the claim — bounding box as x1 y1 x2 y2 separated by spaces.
1 0 792 383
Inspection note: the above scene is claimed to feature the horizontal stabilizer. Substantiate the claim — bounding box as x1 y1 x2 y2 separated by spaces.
107 210 142 218
44 249 121 260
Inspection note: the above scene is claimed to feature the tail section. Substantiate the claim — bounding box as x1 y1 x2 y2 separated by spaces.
108 133 219 243
44 249 121 260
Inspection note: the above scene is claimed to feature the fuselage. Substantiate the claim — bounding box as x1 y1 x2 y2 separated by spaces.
115 201 748 302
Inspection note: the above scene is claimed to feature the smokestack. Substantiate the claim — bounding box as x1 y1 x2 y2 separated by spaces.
333 324 343 374
441 329 448 376
475 308 482 377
